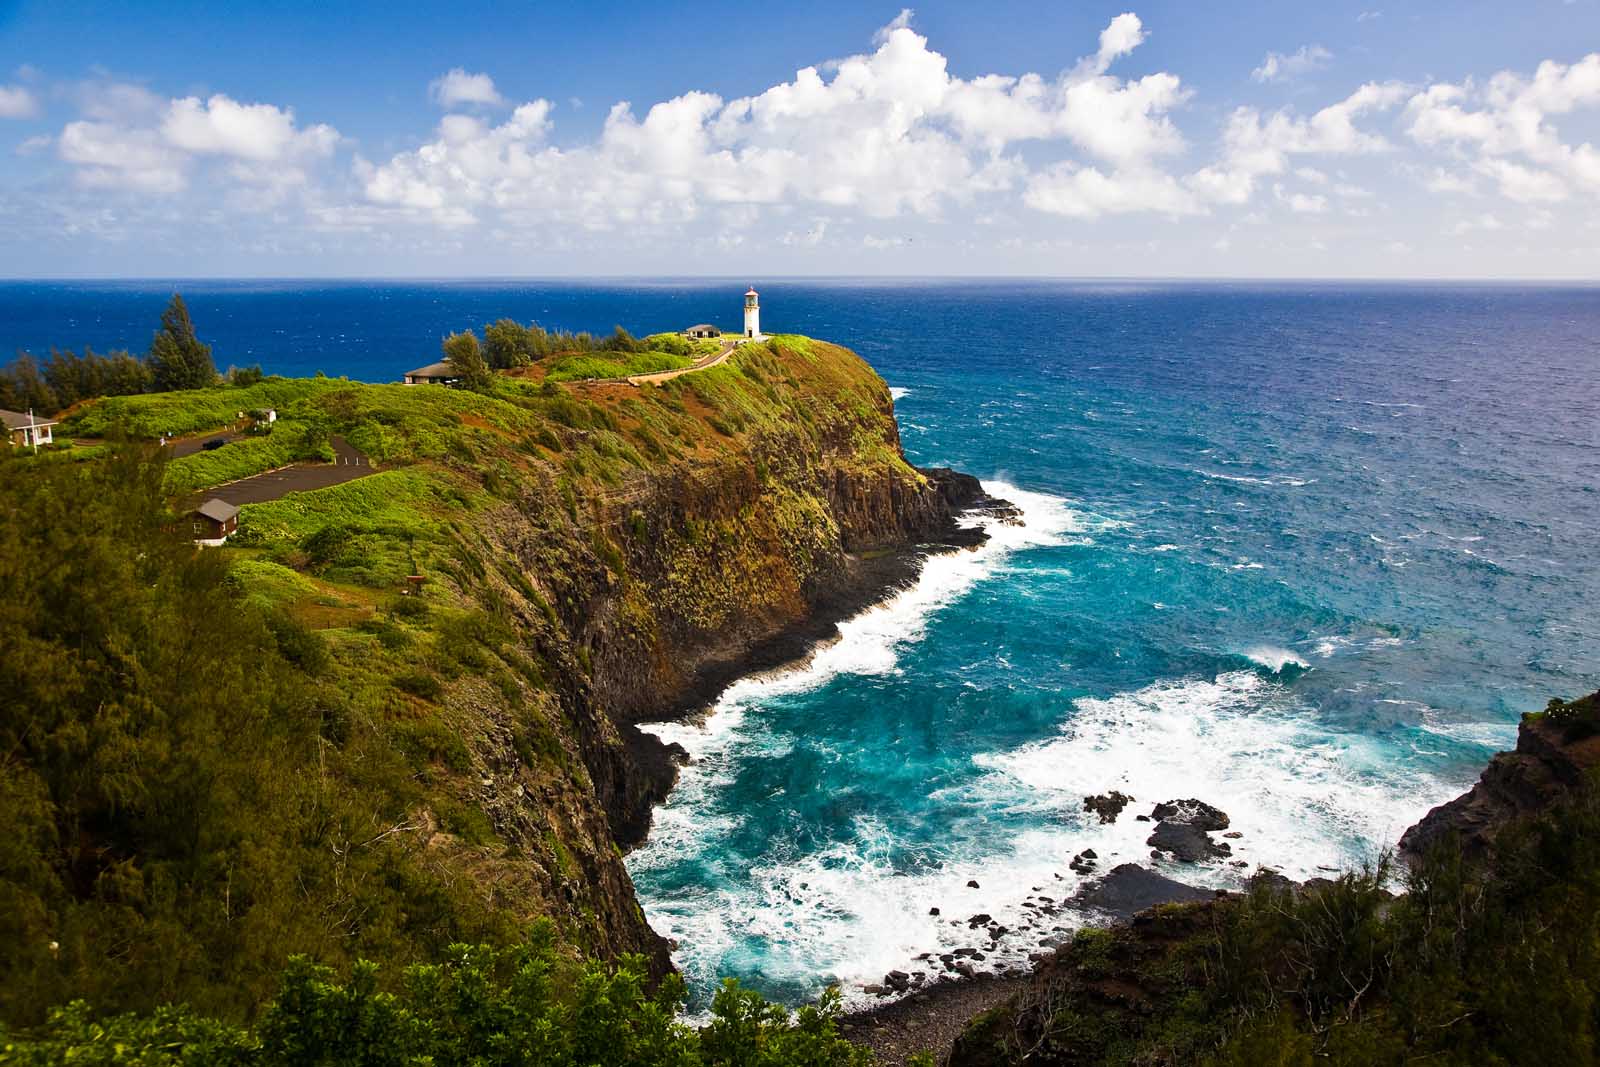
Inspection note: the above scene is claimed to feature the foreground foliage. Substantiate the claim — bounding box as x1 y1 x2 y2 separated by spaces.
1 934 883 1066
0 445 518 1024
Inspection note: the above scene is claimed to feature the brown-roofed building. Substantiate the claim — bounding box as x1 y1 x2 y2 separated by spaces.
682 324 721 339
190 498 240 546
403 361 460 386
1 408 57 449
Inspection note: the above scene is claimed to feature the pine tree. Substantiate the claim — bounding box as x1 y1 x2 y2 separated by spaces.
442 330 492 391
146 294 217 391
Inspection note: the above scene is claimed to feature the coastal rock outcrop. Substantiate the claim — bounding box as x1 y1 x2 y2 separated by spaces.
1400 692 1600 862
1069 863 1216 919
1143 798 1232 863
447 337 1005 977
1083 791 1133 823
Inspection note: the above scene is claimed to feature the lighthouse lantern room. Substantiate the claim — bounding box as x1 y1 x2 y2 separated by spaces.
743 286 763 341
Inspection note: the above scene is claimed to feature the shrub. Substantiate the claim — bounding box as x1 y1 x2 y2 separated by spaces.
3 934 887 1066
265 610 330 675
392 671 444 701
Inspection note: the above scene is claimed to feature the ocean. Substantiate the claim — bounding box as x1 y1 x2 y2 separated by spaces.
7 278 1598 1008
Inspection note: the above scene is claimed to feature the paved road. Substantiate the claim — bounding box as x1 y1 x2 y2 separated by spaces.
202 435 376 506
167 430 246 458
626 339 739 385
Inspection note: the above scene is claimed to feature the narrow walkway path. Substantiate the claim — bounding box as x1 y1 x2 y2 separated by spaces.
203 435 377 506
626 339 740 386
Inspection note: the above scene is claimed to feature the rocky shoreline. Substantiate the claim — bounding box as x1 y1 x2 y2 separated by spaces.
836 794 1241 1064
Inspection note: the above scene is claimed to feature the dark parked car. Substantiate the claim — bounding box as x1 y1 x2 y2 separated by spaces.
202 437 228 450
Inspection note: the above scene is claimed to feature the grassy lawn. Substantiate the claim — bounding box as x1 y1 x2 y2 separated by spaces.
61 377 340 438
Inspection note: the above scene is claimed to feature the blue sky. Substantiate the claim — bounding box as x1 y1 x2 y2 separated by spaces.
2 0 1599 277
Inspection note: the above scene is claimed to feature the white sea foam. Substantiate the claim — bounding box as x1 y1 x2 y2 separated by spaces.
1241 645 1310 672
888 386 911 400
1418 715 1518 751
636 481 1089 758
973 672 1459 883
692 481 1092 707
1193 469 1316 488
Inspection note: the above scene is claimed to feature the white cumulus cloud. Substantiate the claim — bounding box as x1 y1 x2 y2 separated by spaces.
430 68 506 109
163 94 337 161
361 11 1198 226
1406 53 1600 203
55 88 339 197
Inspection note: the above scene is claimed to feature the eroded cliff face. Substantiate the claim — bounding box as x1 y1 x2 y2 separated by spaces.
413 337 986 976
1400 690 1600 861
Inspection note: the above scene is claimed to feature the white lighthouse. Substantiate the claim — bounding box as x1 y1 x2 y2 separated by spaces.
743 285 763 341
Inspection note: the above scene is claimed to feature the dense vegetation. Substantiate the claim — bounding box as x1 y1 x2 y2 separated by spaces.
0 443 521 1024
1 930 892 1066
0 297 703 417
443 319 707 384
955 743 1600 1067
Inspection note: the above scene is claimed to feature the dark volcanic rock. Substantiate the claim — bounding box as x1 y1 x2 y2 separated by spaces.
1083 790 1134 824
1150 798 1230 831
1147 821 1231 862
1070 862 1216 919
1400 695 1600 862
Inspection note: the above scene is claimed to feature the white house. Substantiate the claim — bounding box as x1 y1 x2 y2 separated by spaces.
1 408 56 449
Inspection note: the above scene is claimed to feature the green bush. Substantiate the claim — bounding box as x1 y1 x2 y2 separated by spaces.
2 935 883 1066
392 671 445 702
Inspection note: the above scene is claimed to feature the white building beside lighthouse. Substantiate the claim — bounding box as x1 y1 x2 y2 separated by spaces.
743 286 764 340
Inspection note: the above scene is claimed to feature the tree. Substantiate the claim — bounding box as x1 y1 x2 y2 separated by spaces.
598 326 642 353
228 364 265 387
0 353 56 413
483 319 535 369
146 294 217 391
443 330 492 391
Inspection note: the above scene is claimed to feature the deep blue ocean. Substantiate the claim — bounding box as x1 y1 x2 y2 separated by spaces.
6 279 1598 1008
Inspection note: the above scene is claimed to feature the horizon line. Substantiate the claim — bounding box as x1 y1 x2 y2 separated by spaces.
2 274 1600 286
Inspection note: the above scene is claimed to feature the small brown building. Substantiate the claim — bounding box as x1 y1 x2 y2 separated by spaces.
190 498 240 545
403 361 460 386
682 324 721 340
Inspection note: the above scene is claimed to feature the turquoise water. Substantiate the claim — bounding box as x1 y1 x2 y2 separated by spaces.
4 279 1597 1008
